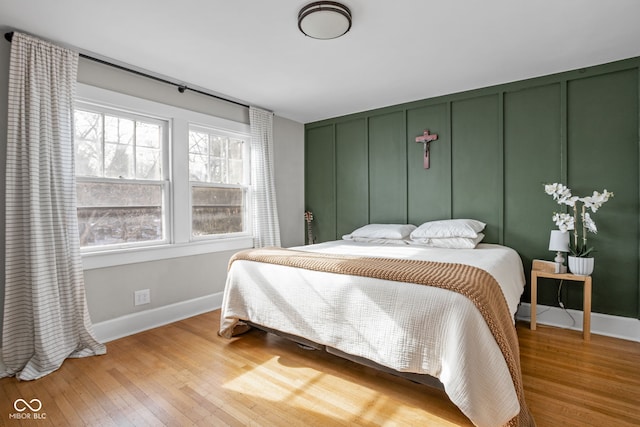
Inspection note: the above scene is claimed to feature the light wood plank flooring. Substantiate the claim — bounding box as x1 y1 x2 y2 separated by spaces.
1 310 638 426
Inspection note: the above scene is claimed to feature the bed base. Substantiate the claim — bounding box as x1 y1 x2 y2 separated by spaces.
246 321 444 390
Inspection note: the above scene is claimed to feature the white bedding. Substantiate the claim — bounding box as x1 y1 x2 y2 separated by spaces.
220 241 527 427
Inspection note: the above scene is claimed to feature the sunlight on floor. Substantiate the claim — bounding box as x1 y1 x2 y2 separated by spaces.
222 355 463 426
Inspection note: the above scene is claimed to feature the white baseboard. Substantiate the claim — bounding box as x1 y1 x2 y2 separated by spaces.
517 303 640 343
92 292 224 343
91 296 639 344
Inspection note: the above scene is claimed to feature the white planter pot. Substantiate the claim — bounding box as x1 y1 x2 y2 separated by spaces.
568 256 594 276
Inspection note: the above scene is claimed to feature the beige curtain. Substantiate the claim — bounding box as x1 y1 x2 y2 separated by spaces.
2 32 106 380
250 107 281 247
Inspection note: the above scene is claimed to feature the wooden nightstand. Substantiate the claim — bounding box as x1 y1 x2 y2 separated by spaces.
530 268 592 341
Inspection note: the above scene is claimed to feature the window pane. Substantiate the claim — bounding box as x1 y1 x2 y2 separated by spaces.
105 115 134 145
136 122 161 148
189 130 209 156
192 186 244 236
210 135 224 157
76 140 103 177
189 154 208 182
77 181 162 207
189 127 245 186
74 110 103 177
77 182 163 247
75 110 103 141
229 138 243 159
104 116 118 142
228 159 243 185
136 147 161 180
209 157 225 183
104 143 134 178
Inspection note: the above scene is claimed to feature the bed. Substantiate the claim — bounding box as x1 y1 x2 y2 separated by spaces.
219 237 534 427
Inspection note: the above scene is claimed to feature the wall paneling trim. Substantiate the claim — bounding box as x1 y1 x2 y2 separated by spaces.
305 57 640 319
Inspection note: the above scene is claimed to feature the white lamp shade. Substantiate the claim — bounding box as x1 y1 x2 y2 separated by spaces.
548 230 570 252
298 2 352 40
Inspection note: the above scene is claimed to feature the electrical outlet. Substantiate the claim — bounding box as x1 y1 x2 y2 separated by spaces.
134 289 151 306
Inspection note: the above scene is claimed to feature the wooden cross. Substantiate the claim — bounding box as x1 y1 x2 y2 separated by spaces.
415 129 438 169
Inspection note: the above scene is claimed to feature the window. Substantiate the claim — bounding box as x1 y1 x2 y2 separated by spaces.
74 104 169 249
188 125 249 238
74 84 253 268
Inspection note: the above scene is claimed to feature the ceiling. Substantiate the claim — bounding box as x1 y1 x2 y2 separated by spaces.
2 1 640 124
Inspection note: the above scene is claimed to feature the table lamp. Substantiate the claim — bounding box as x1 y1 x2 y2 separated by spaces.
549 230 570 265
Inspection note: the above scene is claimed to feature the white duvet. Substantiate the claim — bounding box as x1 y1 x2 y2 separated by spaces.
220 241 526 427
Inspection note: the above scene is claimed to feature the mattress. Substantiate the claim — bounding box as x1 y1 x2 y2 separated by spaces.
220 241 529 427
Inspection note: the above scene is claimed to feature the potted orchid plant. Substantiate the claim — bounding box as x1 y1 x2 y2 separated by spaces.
544 183 614 275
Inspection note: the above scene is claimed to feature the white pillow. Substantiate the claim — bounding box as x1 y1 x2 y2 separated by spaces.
350 223 416 240
410 233 485 249
411 219 486 239
342 235 410 245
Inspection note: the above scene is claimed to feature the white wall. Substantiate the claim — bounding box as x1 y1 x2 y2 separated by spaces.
274 115 305 248
0 38 305 338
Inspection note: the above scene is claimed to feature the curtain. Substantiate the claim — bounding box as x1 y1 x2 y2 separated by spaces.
249 107 281 247
2 32 106 381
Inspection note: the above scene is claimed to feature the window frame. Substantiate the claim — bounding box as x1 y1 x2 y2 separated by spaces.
74 101 171 251
76 84 253 270
188 123 252 241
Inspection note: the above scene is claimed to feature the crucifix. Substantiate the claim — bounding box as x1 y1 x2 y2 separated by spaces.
415 129 438 169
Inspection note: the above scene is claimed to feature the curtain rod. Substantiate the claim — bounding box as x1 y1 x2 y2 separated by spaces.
4 31 250 109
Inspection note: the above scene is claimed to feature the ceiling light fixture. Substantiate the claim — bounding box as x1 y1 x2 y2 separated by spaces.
298 1 352 40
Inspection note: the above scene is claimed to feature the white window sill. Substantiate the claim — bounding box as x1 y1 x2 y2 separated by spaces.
81 236 253 270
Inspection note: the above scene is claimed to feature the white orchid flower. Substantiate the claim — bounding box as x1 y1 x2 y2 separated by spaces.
545 183 577 205
544 183 561 196
581 189 614 213
559 195 578 207
552 212 574 232
583 212 597 234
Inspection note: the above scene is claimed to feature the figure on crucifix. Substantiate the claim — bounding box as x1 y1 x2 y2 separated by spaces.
415 129 438 169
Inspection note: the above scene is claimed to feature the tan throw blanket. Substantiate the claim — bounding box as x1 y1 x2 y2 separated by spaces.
228 247 535 427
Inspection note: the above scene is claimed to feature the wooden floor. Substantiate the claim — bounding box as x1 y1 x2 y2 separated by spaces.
1 310 639 427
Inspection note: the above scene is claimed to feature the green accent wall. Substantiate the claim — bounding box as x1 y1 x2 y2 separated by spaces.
305 125 336 243
451 95 501 243
336 119 368 237
369 111 407 223
406 104 450 224
305 57 640 319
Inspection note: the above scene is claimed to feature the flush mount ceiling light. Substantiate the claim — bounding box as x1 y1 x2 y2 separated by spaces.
298 1 352 40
